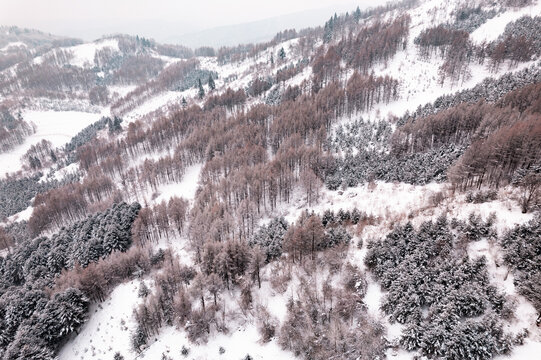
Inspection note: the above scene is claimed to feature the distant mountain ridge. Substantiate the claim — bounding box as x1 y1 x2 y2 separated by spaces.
171 4 357 47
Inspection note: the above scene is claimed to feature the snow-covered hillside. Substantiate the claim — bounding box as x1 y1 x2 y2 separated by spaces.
0 110 103 177
1 0 541 359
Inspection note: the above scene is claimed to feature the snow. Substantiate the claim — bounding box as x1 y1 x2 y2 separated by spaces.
255 275 289 323
58 280 145 360
496 340 541 360
471 0 541 44
50 162 80 182
468 238 538 334
283 65 312 88
269 181 444 230
153 163 203 204
0 41 27 51
7 1 541 359
109 85 138 98
69 38 119 68
0 110 102 178
363 0 537 121
124 90 191 123
364 280 384 317
445 188 534 235
6 205 33 223
59 279 295 360
141 325 295 360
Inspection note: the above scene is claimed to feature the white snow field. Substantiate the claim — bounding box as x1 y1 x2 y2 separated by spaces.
0 110 103 178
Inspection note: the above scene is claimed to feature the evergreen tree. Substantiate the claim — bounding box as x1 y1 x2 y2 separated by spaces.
278 47 286 60
354 6 362 22
208 74 215 91
49 150 57 163
181 97 188 108
198 79 205 99
108 116 122 134
323 17 334 43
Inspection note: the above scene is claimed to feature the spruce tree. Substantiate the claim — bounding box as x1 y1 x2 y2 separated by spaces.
198 79 205 99
208 74 215 91
354 6 361 22
278 47 286 60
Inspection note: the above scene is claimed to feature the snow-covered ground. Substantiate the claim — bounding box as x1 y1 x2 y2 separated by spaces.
153 163 203 205
141 324 295 360
364 0 539 121
58 280 145 360
0 41 27 52
0 110 103 178
123 90 195 123
267 181 444 231
471 0 541 44
64 38 120 68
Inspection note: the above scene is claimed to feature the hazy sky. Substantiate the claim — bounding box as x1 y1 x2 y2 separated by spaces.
0 0 384 43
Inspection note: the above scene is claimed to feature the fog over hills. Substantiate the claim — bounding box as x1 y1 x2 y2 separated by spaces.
172 4 359 47
0 0 363 46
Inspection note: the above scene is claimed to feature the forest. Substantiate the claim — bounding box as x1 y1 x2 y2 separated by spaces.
0 0 540 359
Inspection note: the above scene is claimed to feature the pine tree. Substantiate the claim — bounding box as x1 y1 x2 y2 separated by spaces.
354 6 361 22
49 150 57 163
208 74 215 91
181 97 187 108
278 47 286 60
198 79 205 99
323 17 334 43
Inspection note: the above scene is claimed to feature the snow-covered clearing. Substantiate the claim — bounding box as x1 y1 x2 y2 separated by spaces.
6 204 33 223
68 38 120 68
58 280 145 360
123 89 197 123
109 85 138 99
141 325 295 360
496 340 541 360
153 163 203 205
0 110 102 178
268 181 444 231
471 0 541 44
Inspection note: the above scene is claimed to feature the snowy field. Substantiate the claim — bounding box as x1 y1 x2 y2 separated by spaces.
471 1 541 44
58 281 145 360
0 110 103 178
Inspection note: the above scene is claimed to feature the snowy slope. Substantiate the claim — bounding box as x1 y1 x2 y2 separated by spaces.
58 281 145 360
2 1 540 359
471 1 541 44
0 110 103 178
69 38 120 68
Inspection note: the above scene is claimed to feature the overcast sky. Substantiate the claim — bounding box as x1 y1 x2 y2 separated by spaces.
0 0 386 44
